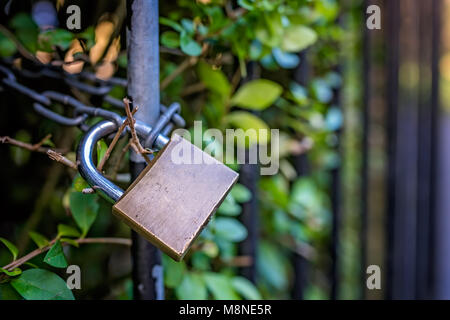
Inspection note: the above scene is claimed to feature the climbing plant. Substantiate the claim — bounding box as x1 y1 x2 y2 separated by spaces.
0 0 343 300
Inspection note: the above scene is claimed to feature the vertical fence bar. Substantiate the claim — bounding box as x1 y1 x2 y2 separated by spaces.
239 157 259 283
127 0 164 300
361 0 371 299
416 0 438 299
330 69 342 300
239 62 260 283
428 0 440 298
385 0 399 300
292 51 310 299
329 10 343 299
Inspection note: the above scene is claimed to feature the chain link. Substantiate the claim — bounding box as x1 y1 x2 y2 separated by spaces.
0 59 185 148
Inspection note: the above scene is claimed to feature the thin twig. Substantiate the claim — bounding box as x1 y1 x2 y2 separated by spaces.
230 67 242 94
0 135 58 154
180 82 206 97
290 137 314 156
2 237 131 273
123 98 151 163
77 238 131 246
16 128 75 252
47 150 78 170
224 2 247 20
276 236 317 261
97 107 137 171
219 255 252 267
0 24 39 63
160 56 198 90
31 134 52 150
111 140 131 179
159 46 184 56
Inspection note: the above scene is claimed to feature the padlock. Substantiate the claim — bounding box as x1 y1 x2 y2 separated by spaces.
77 120 239 261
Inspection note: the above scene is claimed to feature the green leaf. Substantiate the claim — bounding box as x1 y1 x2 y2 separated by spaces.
117 53 127 68
230 184 252 203
159 17 183 32
231 79 282 110
201 241 219 258
77 26 95 49
41 137 55 147
73 174 90 192
161 31 180 48
0 238 18 261
96 140 108 167
272 48 300 69
176 273 207 300
11 269 74 300
44 240 68 268
203 272 240 300
255 12 283 47
214 217 247 242
218 194 241 216
197 61 231 98
38 29 74 52
0 267 22 277
311 79 333 103
181 19 195 35
231 276 262 300
281 25 317 53
10 130 31 166
69 192 100 236
0 283 22 300
191 251 211 271
0 33 16 57
180 31 202 56
9 13 38 53
57 224 80 238
224 111 271 147
257 241 289 290
24 262 39 269
162 254 186 288
29 231 49 249
60 238 79 248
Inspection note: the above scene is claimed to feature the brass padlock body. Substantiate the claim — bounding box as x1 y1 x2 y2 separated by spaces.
113 134 239 261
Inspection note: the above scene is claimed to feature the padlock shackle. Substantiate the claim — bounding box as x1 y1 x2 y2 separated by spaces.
77 119 169 203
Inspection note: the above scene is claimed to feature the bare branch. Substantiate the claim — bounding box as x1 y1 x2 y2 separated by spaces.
230 67 242 94
0 24 39 63
123 98 152 163
290 137 314 156
111 140 131 179
180 82 206 97
1 237 131 275
47 150 78 170
97 106 137 171
160 56 198 90
0 135 55 154
159 46 184 56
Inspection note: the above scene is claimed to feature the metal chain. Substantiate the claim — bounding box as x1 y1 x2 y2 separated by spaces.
0 60 185 148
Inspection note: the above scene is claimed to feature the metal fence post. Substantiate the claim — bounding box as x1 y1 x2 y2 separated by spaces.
127 0 164 300
239 62 260 283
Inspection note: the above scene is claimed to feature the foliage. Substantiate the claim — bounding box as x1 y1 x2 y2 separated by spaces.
0 0 343 300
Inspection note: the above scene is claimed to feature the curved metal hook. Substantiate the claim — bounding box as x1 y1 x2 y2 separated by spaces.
77 120 170 203
77 120 124 202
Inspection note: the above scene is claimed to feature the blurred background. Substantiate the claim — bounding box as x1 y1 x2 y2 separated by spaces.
0 0 448 300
